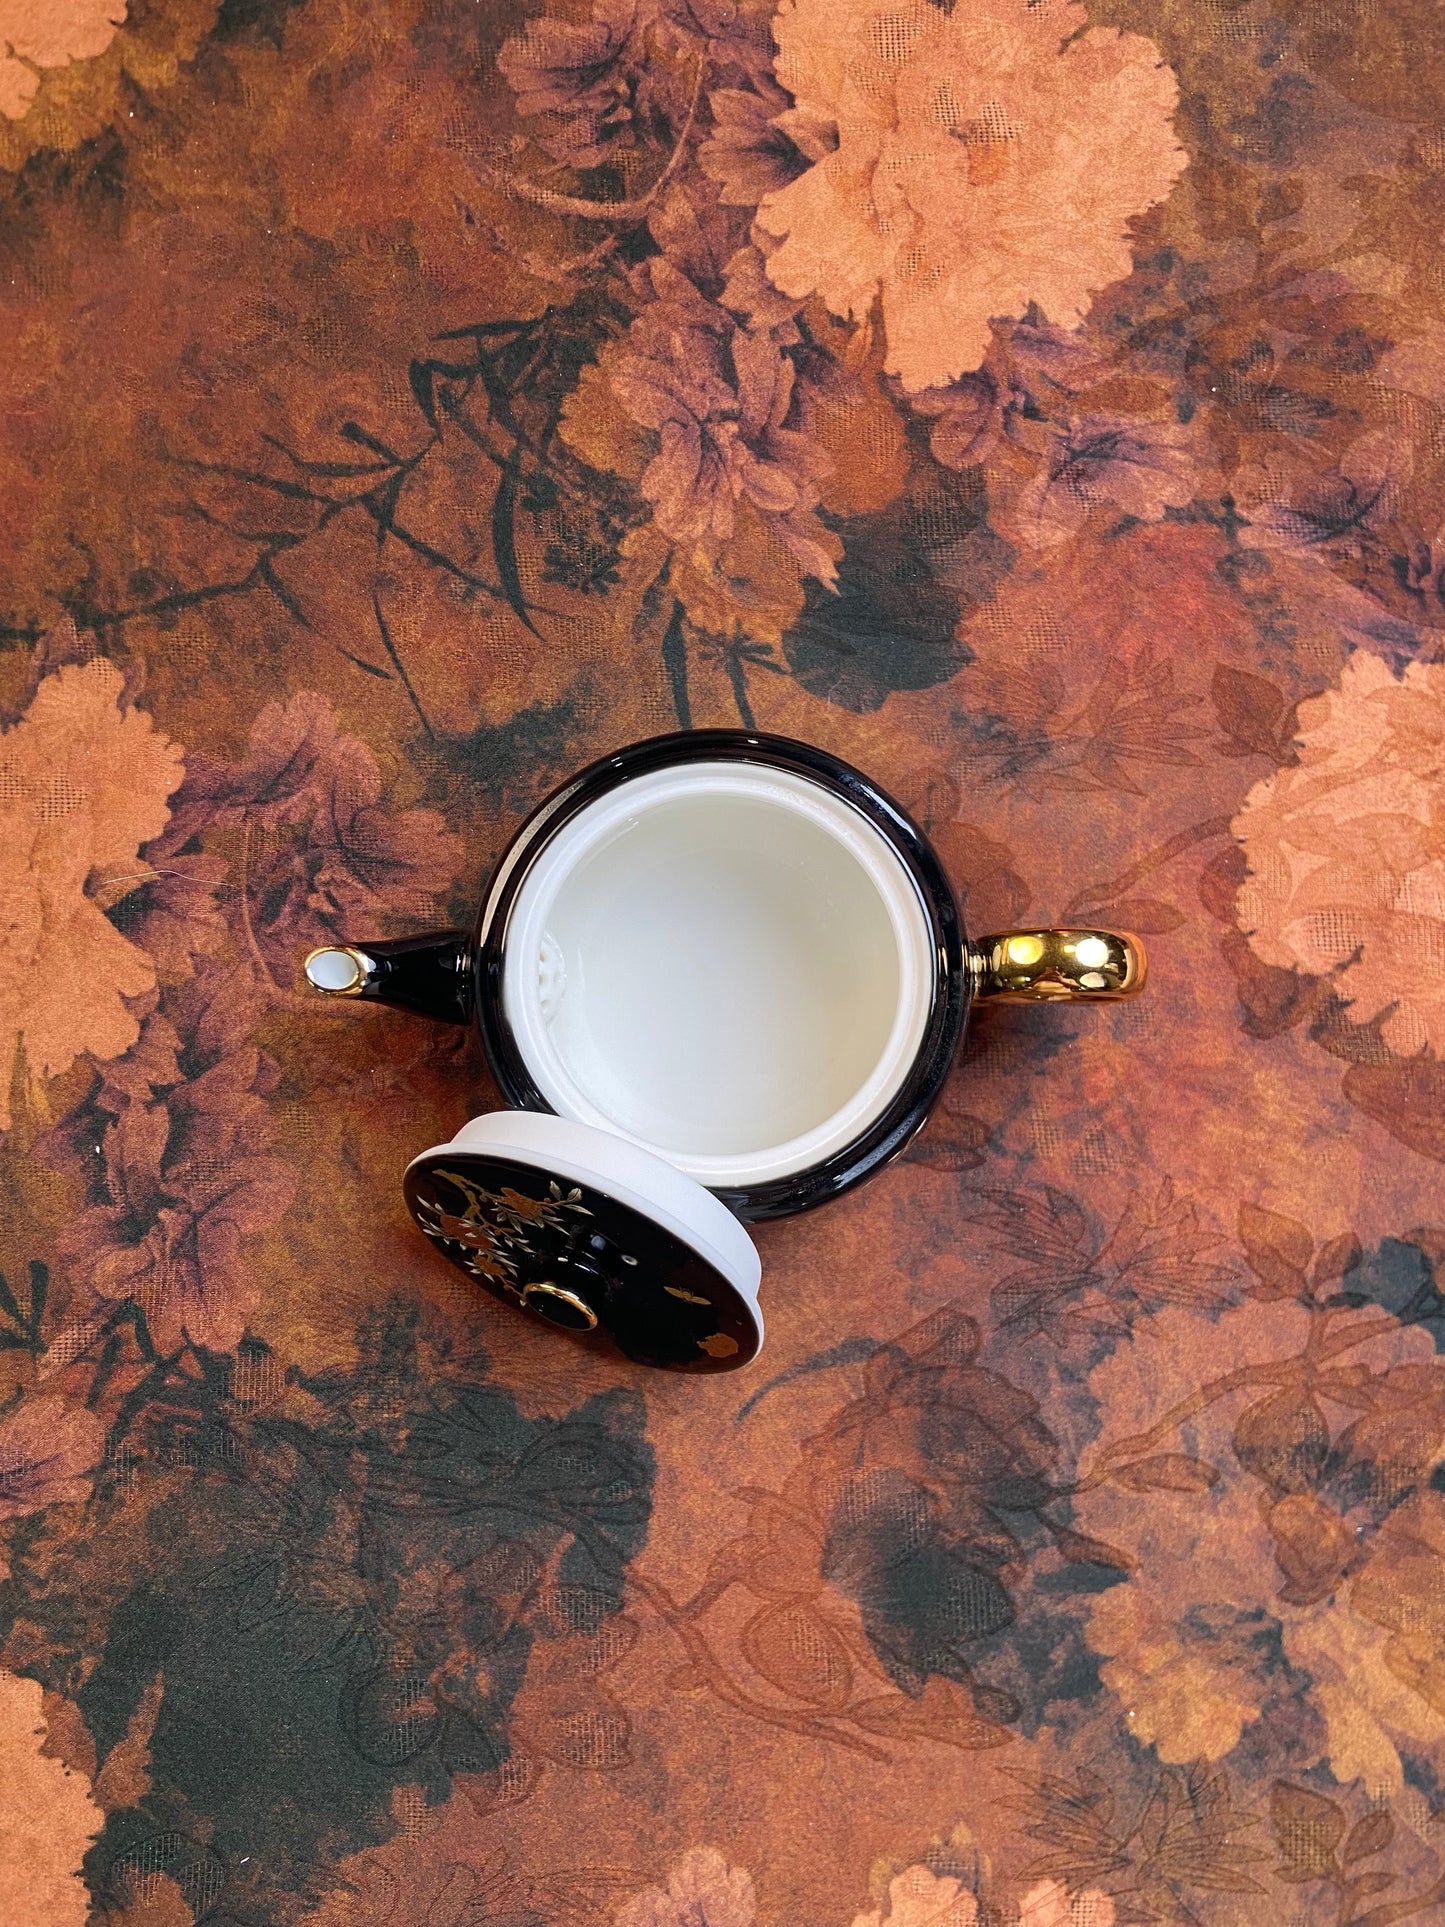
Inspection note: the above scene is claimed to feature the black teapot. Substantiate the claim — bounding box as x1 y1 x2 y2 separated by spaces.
305 730 1144 1370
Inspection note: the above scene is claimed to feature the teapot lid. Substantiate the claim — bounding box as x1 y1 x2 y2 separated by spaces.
403 1112 763 1371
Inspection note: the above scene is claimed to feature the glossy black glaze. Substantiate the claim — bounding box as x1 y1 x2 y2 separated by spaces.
349 929 472 1024
339 731 969 1222
470 731 970 1223
405 1151 762 1371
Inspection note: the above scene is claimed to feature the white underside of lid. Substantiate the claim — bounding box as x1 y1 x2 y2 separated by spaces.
405 1110 763 1316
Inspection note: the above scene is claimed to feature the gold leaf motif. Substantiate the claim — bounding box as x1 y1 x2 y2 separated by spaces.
423 1167 592 1269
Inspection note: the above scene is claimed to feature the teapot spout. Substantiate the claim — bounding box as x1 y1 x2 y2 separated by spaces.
304 931 471 1025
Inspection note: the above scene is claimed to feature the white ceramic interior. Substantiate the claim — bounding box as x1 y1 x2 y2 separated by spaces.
501 761 935 1188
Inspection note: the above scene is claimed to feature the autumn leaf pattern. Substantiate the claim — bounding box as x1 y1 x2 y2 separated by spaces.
1005 1762 1268 1921
962 1180 1236 1339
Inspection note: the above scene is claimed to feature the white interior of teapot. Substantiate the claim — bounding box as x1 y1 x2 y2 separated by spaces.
502 762 935 1187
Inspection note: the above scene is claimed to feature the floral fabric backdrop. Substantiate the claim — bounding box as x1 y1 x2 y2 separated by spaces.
1 0 1444 1919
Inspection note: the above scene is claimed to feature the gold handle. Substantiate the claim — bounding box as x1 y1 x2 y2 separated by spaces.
969 928 1147 1002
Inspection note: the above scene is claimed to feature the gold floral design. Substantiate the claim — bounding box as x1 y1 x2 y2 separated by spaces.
413 1171 593 1288
1234 651 1445 1058
756 0 1187 392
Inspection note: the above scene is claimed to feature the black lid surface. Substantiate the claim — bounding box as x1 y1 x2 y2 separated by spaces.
404 1114 764 1373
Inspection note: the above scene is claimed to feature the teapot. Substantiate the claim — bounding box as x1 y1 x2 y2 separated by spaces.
305 730 1144 1370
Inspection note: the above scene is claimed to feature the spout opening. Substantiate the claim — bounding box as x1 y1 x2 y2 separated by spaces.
305 946 372 996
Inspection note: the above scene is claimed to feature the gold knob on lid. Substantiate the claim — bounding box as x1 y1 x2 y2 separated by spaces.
521 1282 599 1331
969 928 1147 1002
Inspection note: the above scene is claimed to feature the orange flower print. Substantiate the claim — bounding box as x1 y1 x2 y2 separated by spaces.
1076 1294 1445 1794
848 1866 1116 1927
1351 1492 1445 1726
1234 651 1445 1057
0 656 184 1129
1084 1515 1278 1769
606 258 840 586
756 0 1186 392
1017 1884 1116 1927
0 1668 101 1927
0 0 127 121
850 1866 979 1927
616 1847 756 1927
